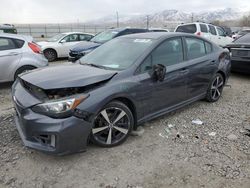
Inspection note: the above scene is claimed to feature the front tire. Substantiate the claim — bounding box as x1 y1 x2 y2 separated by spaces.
91 101 134 147
206 73 224 102
44 49 57 62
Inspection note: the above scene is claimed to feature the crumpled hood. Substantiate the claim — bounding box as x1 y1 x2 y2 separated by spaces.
20 64 117 90
71 41 101 52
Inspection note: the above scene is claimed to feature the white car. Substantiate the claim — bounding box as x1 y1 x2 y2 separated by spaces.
37 32 94 61
0 33 48 83
175 22 233 47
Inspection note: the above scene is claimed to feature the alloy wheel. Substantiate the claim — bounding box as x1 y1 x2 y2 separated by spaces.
210 75 224 101
92 107 131 146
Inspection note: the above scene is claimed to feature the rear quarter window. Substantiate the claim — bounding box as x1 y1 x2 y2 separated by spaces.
205 42 213 54
176 24 197 33
14 39 25 48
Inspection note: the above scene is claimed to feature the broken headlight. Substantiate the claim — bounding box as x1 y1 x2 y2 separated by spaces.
32 95 89 118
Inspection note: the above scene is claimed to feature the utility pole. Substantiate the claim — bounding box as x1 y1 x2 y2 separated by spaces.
146 15 150 29
191 13 194 22
116 11 119 28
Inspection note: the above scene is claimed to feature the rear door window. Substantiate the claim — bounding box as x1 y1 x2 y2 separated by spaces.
200 24 208 33
0 37 17 51
176 24 197 33
208 25 217 35
185 37 206 59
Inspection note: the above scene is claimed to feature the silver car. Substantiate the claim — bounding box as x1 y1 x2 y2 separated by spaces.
0 33 48 83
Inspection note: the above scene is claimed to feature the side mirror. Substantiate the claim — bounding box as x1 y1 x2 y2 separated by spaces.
151 64 166 82
60 39 66 43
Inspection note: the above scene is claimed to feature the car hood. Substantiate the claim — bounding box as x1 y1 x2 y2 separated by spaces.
225 43 250 48
71 41 101 52
20 64 117 90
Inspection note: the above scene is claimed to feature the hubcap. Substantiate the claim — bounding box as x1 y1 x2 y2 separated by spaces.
211 76 224 100
92 107 130 145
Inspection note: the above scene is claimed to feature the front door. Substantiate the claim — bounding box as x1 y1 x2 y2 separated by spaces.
135 37 189 118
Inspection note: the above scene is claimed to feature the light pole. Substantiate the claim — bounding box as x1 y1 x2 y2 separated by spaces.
116 11 119 28
146 15 150 29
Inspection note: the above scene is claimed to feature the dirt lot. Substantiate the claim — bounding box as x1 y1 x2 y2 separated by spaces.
0 65 249 188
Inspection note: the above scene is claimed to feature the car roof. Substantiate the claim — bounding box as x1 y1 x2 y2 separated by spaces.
119 32 197 40
0 33 33 41
107 28 148 32
61 32 94 35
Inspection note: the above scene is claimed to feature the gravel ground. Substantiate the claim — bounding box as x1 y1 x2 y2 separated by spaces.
0 67 249 188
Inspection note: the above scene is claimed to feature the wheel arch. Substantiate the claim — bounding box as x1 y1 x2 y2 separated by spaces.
14 65 37 80
110 97 138 130
43 48 58 56
217 70 226 84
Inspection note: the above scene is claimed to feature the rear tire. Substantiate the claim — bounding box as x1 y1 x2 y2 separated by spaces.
14 65 36 80
206 73 224 102
91 101 134 147
44 49 57 62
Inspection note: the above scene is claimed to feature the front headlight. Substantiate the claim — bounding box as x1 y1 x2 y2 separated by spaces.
32 95 89 118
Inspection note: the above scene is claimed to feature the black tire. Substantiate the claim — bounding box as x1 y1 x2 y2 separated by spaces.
14 65 36 80
206 73 225 102
44 49 57 62
91 101 134 147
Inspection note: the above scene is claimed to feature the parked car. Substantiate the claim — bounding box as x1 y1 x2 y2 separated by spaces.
0 33 48 83
0 24 17 34
12 32 231 155
225 33 250 73
175 22 233 47
37 32 94 62
232 29 250 40
68 28 149 62
149 28 169 32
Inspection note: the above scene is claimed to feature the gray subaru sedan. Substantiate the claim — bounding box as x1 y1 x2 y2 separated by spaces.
12 32 231 155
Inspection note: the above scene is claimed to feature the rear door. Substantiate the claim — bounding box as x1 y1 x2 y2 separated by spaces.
0 37 23 82
199 24 211 40
183 37 217 98
208 25 218 44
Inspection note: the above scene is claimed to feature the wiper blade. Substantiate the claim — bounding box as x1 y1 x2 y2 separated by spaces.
85 63 107 69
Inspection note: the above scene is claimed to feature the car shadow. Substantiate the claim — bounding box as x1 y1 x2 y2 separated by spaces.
0 82 13 89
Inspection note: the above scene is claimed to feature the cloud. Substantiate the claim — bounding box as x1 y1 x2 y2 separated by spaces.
0 0 249 23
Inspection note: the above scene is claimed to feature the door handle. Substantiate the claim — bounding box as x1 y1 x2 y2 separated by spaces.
7 52 19 56
179 68 189 74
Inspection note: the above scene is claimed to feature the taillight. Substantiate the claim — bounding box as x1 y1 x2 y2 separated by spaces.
28 42 42 54
196 32 201 36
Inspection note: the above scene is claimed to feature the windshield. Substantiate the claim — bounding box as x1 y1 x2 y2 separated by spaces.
90 30 119 44
234 33 250 43
47 34 66 42
80 38 153 70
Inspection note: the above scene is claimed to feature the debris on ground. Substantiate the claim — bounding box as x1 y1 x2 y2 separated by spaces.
227 133 238 141
192 119 204 125
209 132 217 137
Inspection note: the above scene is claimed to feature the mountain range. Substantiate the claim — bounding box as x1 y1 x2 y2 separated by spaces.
88 8 247 27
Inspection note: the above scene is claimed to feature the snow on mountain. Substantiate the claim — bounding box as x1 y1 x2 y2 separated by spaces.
88 8 245 26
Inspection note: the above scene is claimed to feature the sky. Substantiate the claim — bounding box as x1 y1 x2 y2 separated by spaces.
0 0 250 23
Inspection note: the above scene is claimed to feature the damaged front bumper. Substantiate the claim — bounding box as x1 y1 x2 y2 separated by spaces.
12 80 93 155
